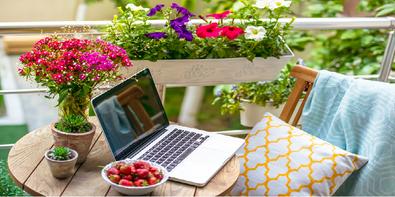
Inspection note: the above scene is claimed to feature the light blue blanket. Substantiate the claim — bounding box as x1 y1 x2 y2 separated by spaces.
302 70 395 196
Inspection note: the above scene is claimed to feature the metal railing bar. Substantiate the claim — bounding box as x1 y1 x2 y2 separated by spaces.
0 17 394 35
0 89 48 94
353 75 380 80
0 144 14 149
378 31 395 82
0 74 389 96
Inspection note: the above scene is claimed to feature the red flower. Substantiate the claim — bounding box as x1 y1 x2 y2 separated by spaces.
206 11 233 19
196 23 221 38
220 26 245 40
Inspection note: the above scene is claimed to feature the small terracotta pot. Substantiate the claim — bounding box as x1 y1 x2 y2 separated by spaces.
45 149 78 179
51 122 96 164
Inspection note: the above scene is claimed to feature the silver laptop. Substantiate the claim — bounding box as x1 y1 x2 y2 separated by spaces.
91 68 244 187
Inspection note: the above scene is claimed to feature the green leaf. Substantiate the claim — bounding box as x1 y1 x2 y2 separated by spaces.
56 89 68 107
305 4 325 14
80 85 91 97
375 3 395 10
361 35 373 46
375 8 395 17
213 85 232 95
340 30 359 40
357 63 380 75
212 97 221 105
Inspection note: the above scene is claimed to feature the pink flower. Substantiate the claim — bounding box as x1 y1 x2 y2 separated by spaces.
57 77 64 84
18 68 24 74
206 11 233 19
79 74 86 80
94 75 100 81
196 23 221 38
220 26 245 40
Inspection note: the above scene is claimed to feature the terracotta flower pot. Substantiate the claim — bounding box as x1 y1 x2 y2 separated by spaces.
51 122 96 164
45 148 78 179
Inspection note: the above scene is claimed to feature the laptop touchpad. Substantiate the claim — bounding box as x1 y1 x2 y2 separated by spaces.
189 147 230 166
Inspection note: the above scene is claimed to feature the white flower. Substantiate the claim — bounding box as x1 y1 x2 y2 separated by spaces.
245 26 267 41
126 4 149 12
252 0 272 9
268 0 292 10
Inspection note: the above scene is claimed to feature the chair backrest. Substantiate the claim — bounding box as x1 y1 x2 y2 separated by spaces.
279 65 318 126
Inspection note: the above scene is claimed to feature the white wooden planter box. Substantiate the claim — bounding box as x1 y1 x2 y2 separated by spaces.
118 46 294 86
240 99 303 127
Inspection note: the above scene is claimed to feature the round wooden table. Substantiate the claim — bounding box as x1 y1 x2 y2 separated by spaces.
7 117 240 196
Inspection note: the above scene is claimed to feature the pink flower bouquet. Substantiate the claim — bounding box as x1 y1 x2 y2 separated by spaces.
18 36 133 119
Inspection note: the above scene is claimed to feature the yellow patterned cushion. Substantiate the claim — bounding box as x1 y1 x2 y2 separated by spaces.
229 112 368 196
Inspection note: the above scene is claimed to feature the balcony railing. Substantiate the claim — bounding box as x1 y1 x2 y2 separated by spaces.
0 17 395 149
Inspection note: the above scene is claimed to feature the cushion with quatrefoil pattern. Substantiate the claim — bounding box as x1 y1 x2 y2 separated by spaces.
228 112 368 196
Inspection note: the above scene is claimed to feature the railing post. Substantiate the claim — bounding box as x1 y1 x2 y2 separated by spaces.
378 31 395 82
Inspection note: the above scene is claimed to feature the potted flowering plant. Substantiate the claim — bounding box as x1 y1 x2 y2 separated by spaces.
101 0 295 85
213 61 305 127
18 36 132 163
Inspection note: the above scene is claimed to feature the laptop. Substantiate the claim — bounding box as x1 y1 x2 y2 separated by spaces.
91 68 244 187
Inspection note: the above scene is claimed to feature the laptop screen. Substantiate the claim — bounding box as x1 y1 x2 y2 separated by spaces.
92 68 169 159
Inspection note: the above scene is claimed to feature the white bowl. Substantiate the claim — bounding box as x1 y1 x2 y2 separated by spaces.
101 159 169 196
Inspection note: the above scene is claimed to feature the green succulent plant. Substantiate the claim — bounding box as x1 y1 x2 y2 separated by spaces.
55 114 93 133
48 147 73 161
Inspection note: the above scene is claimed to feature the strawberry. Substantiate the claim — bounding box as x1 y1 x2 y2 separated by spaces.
120 164 132 175
106 167 120 177
147 172 154 178
130 166 137 175
150 167 159 173
108 174 121 183
136 168 149 179
153 171 163 180
119 179 134 187
143 162 151 170
122 174 132 181
134 179 148 187
133 161 146 169
113 161 126 170
132 176 140 182
147 177 158 185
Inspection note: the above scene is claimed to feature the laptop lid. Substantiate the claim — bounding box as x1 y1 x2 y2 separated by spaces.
91 68 169 160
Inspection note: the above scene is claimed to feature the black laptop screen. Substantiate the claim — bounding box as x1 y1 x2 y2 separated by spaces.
92 68 168 158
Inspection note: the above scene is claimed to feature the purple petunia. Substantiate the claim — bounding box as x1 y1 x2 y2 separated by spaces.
216 90 222 97
171 3 195 17
295 58 307 67
173 25 194 41
144 32 168 39
170 15 190 28
257 81 267 85
163 50 169 54
231 84 237 89
147 4 164 16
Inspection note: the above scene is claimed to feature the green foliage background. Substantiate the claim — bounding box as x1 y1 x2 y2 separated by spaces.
0 160 26 196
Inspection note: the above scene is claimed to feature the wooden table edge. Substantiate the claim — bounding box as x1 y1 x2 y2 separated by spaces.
9 118 241 196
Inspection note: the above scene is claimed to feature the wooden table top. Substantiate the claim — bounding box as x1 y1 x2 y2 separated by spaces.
7 117 240 196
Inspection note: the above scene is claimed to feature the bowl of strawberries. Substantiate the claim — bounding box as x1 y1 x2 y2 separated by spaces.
101 159 169 196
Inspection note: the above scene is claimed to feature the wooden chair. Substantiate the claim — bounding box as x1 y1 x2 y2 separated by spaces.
279 64 318 127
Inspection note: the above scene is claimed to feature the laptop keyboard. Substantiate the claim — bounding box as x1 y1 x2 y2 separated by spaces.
137 128 209 172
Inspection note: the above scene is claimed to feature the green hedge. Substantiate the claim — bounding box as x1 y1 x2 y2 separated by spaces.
0 160 26 196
